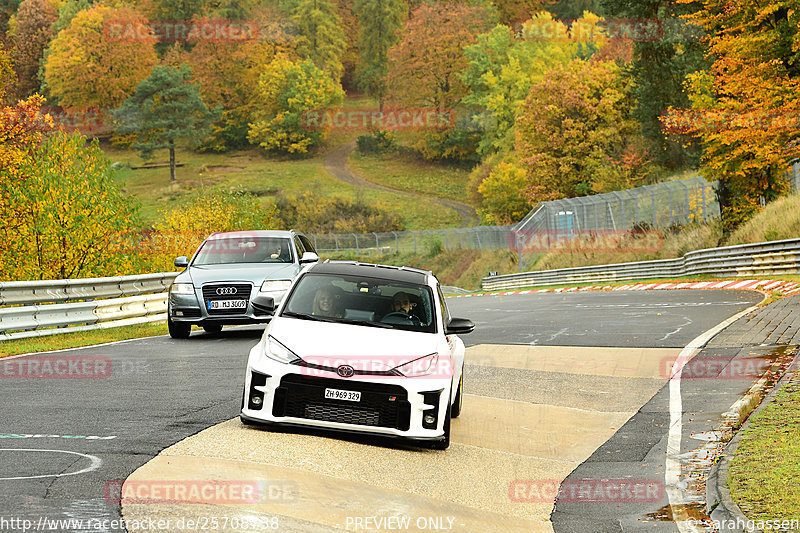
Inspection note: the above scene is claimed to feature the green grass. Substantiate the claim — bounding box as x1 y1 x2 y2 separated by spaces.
0 321 168 357
727 194 800 246
349 150 475 204
729 375 800 526
103 143 460 230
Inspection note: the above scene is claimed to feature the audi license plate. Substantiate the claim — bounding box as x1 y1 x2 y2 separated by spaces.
324 388 361 402
207 300 247 310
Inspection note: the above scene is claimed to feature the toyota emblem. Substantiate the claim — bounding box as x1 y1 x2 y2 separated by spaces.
216 287 237 296
336 365 355 378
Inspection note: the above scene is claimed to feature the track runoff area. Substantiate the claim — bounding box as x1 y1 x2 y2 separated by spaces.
1 285 778 532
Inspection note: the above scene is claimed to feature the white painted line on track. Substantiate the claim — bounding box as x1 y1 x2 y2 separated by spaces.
665 301 763 532
0 448 102 480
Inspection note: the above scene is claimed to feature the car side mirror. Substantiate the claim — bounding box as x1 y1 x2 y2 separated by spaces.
174 256 189 268
446 318 474 335
252 295 275 317
299 251 319 264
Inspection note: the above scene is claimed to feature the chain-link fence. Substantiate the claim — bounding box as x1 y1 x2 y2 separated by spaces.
307 226 514 257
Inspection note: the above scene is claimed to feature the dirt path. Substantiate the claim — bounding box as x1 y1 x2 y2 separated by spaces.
322 141 478 227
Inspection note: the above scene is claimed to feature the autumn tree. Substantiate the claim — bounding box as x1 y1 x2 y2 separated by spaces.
0 130 140 280
291 0 347 81
146 187 279 271
477 161 533 225
461 13 581 157
185 38 289 150
387 1 493 160
0 41 15 103
248 55 344 155
665 0 800 232
353 0 407 108
9 0 56 97
491 0 551 26
114 65 220 181
515 59 650 206
44 5 158 111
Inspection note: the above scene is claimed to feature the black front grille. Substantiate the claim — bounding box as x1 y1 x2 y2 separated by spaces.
202 284 252 315
273 375 410 431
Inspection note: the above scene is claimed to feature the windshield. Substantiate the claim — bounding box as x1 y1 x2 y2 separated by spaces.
192 237 293 266
281 273 436 333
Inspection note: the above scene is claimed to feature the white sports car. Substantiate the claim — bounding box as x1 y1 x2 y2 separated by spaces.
240 261 474 449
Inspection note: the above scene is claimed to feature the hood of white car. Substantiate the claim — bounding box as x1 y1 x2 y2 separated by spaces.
268 316 442 370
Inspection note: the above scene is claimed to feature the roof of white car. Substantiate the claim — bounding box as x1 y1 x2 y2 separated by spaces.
206 230 295 240
310 261 432 285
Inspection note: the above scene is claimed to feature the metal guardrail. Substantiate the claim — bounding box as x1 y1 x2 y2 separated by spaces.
0 273 177 342
482 238 800 291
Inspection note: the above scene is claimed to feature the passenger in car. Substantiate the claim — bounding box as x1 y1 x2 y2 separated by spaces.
312 286 343 318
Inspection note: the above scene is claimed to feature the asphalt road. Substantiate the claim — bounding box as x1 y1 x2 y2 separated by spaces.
0 289 762 532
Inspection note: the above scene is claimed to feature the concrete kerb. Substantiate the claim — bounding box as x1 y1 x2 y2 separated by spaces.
706 354 800 533
447 279 800 301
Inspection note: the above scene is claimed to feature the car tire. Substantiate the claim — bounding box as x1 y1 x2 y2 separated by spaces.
168 317 191 339
428 403 451 450
203 325 223 335
451 372 464 419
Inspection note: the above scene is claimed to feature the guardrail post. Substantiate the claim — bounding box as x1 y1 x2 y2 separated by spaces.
333 234 339 253
391 231 399 253
352 234 359 255
372 232 379 249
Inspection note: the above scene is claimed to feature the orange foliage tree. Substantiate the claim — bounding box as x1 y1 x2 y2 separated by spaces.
10 0 56 97
666 0 800 231
43 5 158 111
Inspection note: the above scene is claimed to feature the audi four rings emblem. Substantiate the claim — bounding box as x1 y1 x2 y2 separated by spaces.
216 287 238 296
336 365 355 378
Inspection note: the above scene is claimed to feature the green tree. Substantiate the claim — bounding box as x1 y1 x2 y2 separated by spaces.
44 5 158 111
113 65 220 182
0 130 140 280
600 0 706 170
248 55 344 155
353 0 407 108
291 0 347 81
461 13 577 157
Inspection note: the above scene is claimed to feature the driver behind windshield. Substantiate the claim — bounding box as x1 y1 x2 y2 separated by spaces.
391 292 421 324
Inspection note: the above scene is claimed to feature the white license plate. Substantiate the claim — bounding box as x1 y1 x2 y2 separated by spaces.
207 299 247 310
324 388 361 402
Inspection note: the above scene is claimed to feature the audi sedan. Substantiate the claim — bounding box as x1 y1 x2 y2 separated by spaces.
167 230 319 338
240 261 474 449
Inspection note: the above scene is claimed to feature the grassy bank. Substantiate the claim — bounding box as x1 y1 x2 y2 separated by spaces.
104 144 461 230
0 321 168 358
349 150 474 204
729 374 800 524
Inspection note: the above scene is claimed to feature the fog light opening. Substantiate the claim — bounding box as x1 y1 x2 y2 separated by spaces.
251 395 263 406
424 414 436 425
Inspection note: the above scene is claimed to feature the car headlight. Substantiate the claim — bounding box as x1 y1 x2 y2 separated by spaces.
265 336 300 364
260 280 292 293
170 283 195 295
394 353 439 377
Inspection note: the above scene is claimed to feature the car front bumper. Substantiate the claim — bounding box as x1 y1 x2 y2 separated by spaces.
241 349 452 441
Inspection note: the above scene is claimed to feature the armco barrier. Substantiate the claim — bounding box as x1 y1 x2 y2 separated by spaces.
0 273 178 342
482 238 800 291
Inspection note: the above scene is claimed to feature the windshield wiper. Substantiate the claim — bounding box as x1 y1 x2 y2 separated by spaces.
281 311 337 323
339 319 394 329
